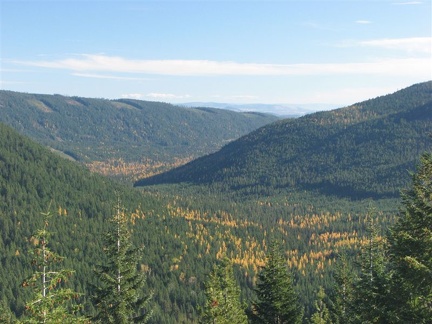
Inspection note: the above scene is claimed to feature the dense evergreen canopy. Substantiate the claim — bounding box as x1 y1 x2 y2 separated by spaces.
0 90 278 164
250 242 303 324
200 258 247 323
136 81 432 200
0 81 431 322
91 204 153 323
388 152 432 322
21 210 87 323
323 154 432 324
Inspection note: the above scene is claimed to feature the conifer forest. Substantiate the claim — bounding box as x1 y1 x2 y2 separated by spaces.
0 82 431 323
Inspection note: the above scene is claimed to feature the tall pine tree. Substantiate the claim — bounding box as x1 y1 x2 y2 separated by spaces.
388 152 432 322
249 242 303 324
91 203 152 323
350 213 391 323
200 257 247 324
327 253 355 324
310 287 332 324
21 209 87 323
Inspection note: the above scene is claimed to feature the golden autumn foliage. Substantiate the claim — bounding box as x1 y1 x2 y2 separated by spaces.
86 157 193 181
158 201 385 280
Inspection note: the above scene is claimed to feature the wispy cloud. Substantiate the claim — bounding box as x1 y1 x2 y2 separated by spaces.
72 72 152 81
392 1 422 5
11 54 430 78
355 20 372 24
121 93 144 100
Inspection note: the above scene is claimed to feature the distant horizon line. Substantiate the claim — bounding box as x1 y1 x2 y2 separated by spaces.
0 88 347 107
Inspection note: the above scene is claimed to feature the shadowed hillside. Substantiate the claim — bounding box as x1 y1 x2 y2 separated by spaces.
135 81 432 199
0 121 381 322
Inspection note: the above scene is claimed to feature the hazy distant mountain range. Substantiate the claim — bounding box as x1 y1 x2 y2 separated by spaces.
180 102 340 117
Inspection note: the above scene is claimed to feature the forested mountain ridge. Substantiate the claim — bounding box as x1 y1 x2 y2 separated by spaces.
0 122 239 322
1 84 430 321
0 122 159 316
135 81 432 199
1 120 380 322
0 90 279 180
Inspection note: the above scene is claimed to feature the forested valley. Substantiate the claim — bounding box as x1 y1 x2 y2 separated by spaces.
0 90 278 182
0 81 431 323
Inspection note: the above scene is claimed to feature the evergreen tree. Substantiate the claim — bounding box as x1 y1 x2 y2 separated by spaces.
350 213 391 323
388 152 432 322
327 253 355 324
310 287 332 324
91 203 153 323
249 242 303 324
0 300 16 323
200 257 247 324
21 210 86 323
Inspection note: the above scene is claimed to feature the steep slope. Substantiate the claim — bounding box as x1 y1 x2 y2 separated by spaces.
0 123 223 322
135 81 432 199
0 119 415 322
0 123 145 217
0 91 279 165
1 121 359 322
0 122 157 314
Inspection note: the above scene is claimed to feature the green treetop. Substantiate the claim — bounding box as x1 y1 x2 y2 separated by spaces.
200 257 247 324
388 152 432 322
327 253 355 324
310 287 332 324
21 210 87 323
249 242 303 324
91 203 153 323
350 213 391 323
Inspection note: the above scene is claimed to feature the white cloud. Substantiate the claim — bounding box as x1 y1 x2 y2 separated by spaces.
72 72 151 81
121 93 143 99
11 54 431 78
355 20 372 24
392 1 422 5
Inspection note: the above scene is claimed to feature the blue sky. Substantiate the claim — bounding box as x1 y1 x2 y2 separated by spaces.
1 0 431 110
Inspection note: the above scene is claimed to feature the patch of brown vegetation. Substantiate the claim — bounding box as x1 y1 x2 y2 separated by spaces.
111 101 139 110
85 157 193 182
28 99 53 113
65 99 84 106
